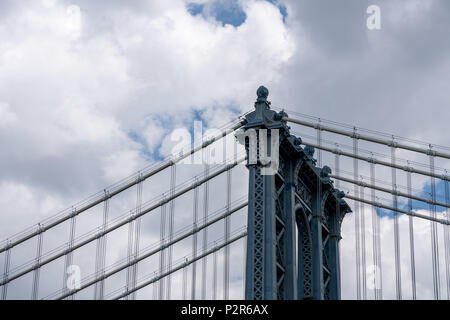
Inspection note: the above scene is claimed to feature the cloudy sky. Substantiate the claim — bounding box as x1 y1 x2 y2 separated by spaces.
0 0 449 300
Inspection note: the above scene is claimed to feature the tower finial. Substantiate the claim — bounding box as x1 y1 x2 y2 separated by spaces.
256 86 269 103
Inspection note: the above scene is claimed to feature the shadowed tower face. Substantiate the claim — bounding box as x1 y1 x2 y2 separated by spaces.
239 86 351 300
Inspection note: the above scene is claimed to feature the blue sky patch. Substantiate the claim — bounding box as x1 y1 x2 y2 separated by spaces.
128 130 161 162
186 2 204 16
186 1 287 27
186 0 246 27
266 0 287 23
371 179 449 220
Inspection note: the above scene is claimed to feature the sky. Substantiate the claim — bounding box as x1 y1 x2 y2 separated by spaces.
0 0 449 300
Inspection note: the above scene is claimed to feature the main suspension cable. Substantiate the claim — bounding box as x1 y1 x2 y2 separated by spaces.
47 199 247 300
0 158 245 288
284 116 450 159
296 140 449 182
0 119 245 255
110 230 247 300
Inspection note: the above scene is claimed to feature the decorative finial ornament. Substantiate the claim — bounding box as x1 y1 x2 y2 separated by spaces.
320 166 332 178
336 190 345 198
256 86 269 103
304 145 315 158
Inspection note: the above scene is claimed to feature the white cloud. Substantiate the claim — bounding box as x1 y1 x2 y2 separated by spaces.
0 0 448 300
0 102 17 126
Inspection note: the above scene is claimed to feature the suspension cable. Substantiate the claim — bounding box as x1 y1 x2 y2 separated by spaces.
31 226 43 300
191 178 199 300
131 173 143 300
335 144 340 189
94 191 109 300
0 158 245 288
201 145 210 300
152 272 157 300
1 241 11 300
110 230 247 300
391 146 402 300
278 107 450 152
406 167 416 300
343 194 449 225
353 132 361 300
213 242 218 300
158 197 167 300
166 165 176 300
224 167 231 300
125 200 136 300
328 175 450 210
317 118 322 167
62 207 77 300
370 161 382 300
429 153 440 300
0 119 245 255
297 141 449 181
294 128 449 174
242 233 246 300
48 200 247 300
182 258 188 300
360 182 367 300
445 175 450 299
284 117 450 159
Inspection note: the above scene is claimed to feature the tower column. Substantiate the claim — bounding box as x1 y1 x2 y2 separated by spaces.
240 86 351 300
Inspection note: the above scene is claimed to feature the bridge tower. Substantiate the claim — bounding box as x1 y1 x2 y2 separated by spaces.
237 86 351 300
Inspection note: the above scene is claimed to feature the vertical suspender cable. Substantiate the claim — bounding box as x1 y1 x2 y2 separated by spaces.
94 217 102 298
31 224 43 300
159 196 167 300
391 144 402 300
375 185 383 297
125 206 135 300
202 146 210 300
152 272 158 300
406 166 416 300
370 160 382 300
429 152 440 300
131 174 143 300
360 183 367 300
444 173 450 300
376 199 383 299
191 178 199 300
182 258 188 300
243 235 247 300
99 193 109 300
317 119 322 167
63 208 76 299
166 165 176 300
335 144 340 189
353 130 361 300
1 241 11 300
94 191 109 300
125 176 144 300
224 168 231 300
316 157 323 299
213 243 217 300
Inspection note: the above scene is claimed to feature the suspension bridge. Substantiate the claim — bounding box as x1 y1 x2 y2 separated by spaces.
0 86 449 300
